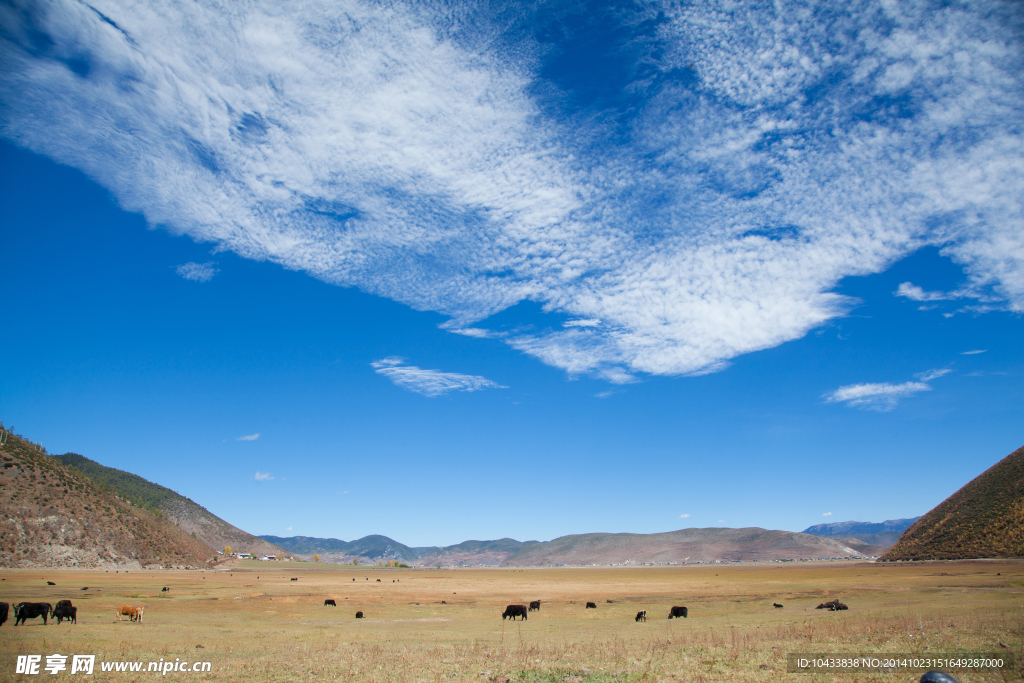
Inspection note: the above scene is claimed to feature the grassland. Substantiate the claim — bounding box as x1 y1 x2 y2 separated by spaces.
1 560 1022 682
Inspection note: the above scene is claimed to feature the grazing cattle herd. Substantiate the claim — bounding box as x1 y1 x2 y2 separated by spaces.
0 576 850 628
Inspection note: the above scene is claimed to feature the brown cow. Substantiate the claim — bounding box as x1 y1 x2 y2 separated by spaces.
115 605 137 622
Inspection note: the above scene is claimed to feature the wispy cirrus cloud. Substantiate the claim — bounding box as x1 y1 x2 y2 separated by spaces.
824 381 932 411
371 358 507 397
176 262 218 283
961 349 987 355
679 513 690 519
237 433 260 441
255 471 273 481
915 368 953 382
3 0 1021 381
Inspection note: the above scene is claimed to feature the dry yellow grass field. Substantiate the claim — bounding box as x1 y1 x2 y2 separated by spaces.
1 560 1021 682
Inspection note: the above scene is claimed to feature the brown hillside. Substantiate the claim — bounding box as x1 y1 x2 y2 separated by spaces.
882 444 1024 561
53 450 291 558
501 527 867 566
0 430 218 569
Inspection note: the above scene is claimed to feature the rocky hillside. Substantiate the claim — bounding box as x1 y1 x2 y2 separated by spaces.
53 452 291 559
500 527 865 565
883 444 1024 561
0 429 216 569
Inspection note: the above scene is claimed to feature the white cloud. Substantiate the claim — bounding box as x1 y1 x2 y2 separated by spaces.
285 526 292 531
371 358 507 397
237 433 260 441
176 262 218 283
717 520 726 524
914 368 953 382
449 328 502 339
824 381 932 411
679 513 690 518
255 471 273 480
822 512 832 517
564 319 601 328
3 0 1022 381
961 349 987 355
895 282 949 302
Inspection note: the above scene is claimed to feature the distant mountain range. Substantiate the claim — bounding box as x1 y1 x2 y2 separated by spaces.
801 517 921 551
263 527 871 566
883 444 1024 561
259 535 540 565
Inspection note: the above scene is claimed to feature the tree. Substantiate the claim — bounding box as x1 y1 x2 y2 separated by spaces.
224 546 232 554
313 554 320 563
352 558 359 565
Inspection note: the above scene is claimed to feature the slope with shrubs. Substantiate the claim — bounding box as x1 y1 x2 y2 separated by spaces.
0 430 216 568
882 444 1024 561
53 452 290 559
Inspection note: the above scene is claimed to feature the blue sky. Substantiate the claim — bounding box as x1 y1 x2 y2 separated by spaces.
1 0 1021 547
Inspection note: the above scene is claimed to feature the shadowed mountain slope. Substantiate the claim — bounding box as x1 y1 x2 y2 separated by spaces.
0 429 216 569
882 444 1024 561
52 452 290 559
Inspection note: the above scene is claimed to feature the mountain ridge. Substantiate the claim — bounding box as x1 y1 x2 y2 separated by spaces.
0 429 216 569
54 451 293 559
882 444 1024 561
801 517 921 550
263 528 871 566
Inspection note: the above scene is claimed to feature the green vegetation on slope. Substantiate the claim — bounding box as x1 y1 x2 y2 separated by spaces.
882 444 1024 561
54 451 191 515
